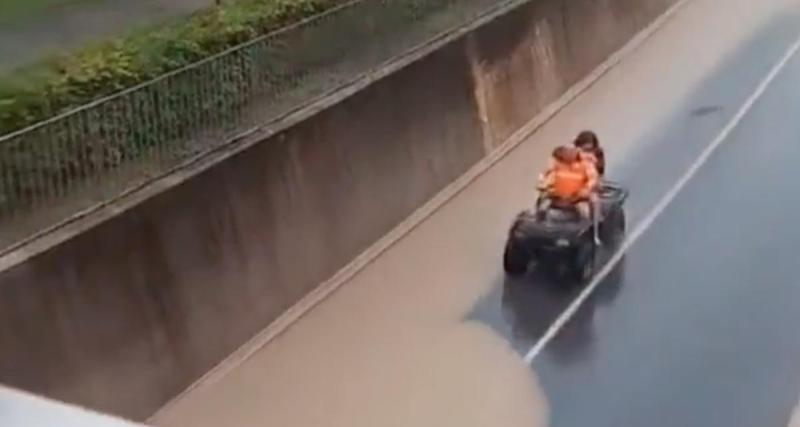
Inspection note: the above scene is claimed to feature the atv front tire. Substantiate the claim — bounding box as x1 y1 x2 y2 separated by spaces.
503 241 529 277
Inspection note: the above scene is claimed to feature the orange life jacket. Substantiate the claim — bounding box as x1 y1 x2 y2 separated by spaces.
550 160 590 200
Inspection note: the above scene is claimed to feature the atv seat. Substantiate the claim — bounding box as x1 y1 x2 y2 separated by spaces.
536 197 584 223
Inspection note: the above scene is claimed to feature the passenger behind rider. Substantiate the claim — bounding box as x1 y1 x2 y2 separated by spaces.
537 145 598 219
573 130 605 177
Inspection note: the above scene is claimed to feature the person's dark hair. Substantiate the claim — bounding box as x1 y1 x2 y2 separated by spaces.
574 130 599 149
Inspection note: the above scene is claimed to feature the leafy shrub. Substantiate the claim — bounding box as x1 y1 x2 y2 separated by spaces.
0 0 342 135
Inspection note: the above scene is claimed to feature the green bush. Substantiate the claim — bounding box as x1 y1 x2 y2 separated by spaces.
0 0 342 136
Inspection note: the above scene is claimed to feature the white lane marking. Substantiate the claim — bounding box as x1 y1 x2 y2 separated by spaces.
523 34 800 365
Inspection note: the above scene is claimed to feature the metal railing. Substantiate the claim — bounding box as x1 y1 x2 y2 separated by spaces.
0 0 499 251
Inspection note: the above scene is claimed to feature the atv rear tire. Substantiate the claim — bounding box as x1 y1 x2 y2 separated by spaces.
571 238 596 283
600 208 626 245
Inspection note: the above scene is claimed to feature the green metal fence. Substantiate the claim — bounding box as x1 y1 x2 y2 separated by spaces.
0 0 500 251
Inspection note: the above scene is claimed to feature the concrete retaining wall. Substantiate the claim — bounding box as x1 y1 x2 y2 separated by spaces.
0 0 676 420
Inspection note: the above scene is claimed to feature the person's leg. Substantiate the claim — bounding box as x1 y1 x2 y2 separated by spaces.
589 193 600 218
576 200 591 220
590 194 601 244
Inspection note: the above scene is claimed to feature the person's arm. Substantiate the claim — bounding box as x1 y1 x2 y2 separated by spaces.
538 159 556 190
538 171 553 190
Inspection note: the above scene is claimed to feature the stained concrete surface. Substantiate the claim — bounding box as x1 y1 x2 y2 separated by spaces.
153 0 800 425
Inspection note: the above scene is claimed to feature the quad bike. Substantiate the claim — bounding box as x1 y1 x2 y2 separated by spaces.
503 182 628 282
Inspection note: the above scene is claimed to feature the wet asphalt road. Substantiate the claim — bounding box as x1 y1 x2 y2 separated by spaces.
154 2 800 426
472 10 800 427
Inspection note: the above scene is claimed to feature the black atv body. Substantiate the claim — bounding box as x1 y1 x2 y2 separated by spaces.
503 182 628 282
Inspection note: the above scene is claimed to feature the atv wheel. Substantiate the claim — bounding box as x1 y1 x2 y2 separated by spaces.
503 241 529 277
618 210 627 233
571 237 596 282
600 208 626 244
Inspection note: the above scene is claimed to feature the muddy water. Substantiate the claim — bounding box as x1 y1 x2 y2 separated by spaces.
197 323 549 427
155 315 549 427
154 207 549 427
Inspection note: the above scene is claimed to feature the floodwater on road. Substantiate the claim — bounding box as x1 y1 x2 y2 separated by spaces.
153 0 800 425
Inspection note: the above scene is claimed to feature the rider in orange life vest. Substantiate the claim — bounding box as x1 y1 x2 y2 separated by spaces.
537 146 598 219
